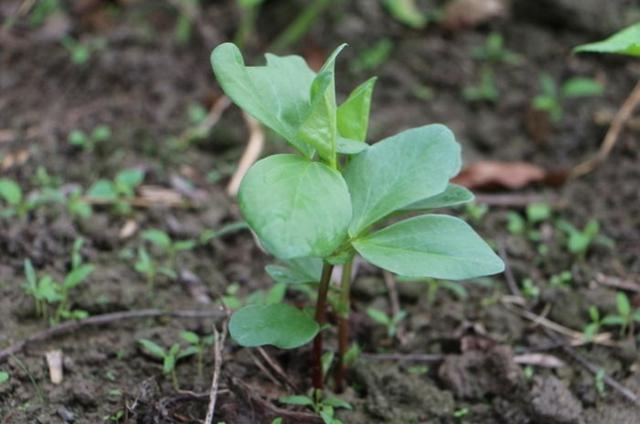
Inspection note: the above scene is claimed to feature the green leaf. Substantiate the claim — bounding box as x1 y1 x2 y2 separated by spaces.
24 259 37 286
366 308 391 325
115 169 144 192
324 397 353 410
238 154 351 259
295 45 345 165
180 331 200 345
211 43 316 157
228 303 319 349
526 202 551 224
561 78 604 98
278 395 315 406
142 229 172 249
616 292 631 317
337 77 377 142
138 339 166 359
574 23 640 57
353 214 504 280
264 282 287 304
343 125 461 236
173 240 197 251
0 178 22 206
0 371 9 384
401 184 474 211
337 137 369 154
63 264 94 289
177 346 199 359
382 0 428 29
87 180 118 200
601 315 626 326
265 257 323 285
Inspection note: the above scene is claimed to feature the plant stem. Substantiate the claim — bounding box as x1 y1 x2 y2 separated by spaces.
335 260 353 393
312 262 333 391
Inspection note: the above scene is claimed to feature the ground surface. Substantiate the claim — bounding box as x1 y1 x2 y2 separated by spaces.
1 0 640 423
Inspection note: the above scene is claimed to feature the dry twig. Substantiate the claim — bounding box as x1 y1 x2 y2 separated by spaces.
226 113 265 196
594 273 640 293
204 321 228 424
571 80 640 178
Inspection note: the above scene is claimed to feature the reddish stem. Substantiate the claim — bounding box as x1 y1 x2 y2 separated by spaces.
334 260 353 393
312 263 333 390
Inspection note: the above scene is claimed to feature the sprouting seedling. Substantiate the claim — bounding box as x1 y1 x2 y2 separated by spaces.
471 32 522 64
506 202 552 241
532 73 604 122
556 218 610 260
463 67 499 103
61 36 106 65
0 178 32 218
279 391 352 424
87 168 144 215
141 229 196 272
68 125 111 152
520 278 539 300
138 339 197 390
180 331 214 378
549 270 572 288
134 247 176 290
350 39 393 73
583 305 604 342
464 201 489 224
366 307 407 338
211 42 504 392
66 187 93 219
600 292 640 338
22 257 93 323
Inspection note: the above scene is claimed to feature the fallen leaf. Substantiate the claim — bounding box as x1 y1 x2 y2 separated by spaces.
514 353 566 368
453 161 547 190
441 0 506 30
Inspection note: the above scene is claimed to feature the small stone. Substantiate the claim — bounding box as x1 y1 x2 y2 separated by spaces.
528 376 582 424
57 406 75 423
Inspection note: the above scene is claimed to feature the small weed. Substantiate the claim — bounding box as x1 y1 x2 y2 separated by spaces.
472 32 522 64
68 125 111 152
366 307 407 338
600 292 640 337
532 73 604 122
87 168 144 215
463 67 499 103
279 390 352 424
138 339 197 390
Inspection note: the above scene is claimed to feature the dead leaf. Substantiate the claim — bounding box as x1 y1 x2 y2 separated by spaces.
441 0 506 29
1 149 30 171
453 161 547 190
514 353 566 368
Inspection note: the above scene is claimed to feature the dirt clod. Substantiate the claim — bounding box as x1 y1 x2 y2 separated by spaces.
528 376 583 424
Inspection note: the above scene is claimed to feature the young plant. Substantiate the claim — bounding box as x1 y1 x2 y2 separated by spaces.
180 331 214 378
471 32 521 64
583 305 604 342
68 125 111 152
0 178 32 218
61 36 106 65
279 391 352 424
134 247 176 290
141 229 196 272
138 339 197 390
87 168 144 215
556 218 611 260
463 67 499 103
211 42 504 391
382 0 428 29
366 307 407 338
600 292 640 338
532 73 604 122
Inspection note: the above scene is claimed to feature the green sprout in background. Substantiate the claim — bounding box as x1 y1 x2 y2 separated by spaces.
532 73 604 122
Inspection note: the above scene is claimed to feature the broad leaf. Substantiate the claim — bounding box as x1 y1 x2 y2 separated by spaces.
337 77 377 142
87 180 118 200
138 339 166 359
343 124 461 236
402 184 474 211
353 214 504 280
238 154 351 259
211 43 316 157
574 23 640 57
279 395 315 406
561 78 604 98
296 45 345 165
229 303 319 349
142 229 172 249
265 257 323 285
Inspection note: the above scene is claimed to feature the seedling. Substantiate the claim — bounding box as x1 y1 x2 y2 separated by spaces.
138 339 197 390
68 125 111 151
549 270 572 288
351 39 393 72
66 187 93 219
134 247 176 290
520 278 539 300
279 391 352 424
595 369 606 396
211 43 504 392
506 202 552 248
141 229 196 271
61 36 106 65
465 201 489 223
463 67 499 103
0 371 9 384
583 306 604 342
87 168 144 215
600 292 640 338
556 218 613 260
180 331 214 378
0 178 33 218
366 307 407 338
397 275 468 307
472 32 521 64
22 257 93 324
532 73 604 122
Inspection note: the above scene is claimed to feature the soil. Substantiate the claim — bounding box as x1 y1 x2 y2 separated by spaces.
1 0 640 423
